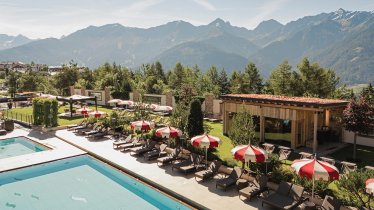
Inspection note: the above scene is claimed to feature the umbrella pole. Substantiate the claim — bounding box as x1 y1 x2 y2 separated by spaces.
312 174 315 199
205 147 208 169
312 154 317 200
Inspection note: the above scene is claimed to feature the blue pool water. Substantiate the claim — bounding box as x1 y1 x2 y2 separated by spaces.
0 155 191 210
0 137 48 159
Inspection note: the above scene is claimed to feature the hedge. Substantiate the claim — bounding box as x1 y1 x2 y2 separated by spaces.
32 97 58 127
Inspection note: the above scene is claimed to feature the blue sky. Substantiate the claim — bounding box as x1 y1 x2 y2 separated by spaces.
1 0 374 39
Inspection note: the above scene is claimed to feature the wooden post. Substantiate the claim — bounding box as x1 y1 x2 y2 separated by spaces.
325 109 330 127
260 107 265 142
70 98 73 118
313 112 318 153
95 96 98 111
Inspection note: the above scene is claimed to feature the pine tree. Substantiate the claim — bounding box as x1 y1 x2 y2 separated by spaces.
361 83 374 106
218 68 230 95
268 60 293 95
243 62 263 93
297 57 338 98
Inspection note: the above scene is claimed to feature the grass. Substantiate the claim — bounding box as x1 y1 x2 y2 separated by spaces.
2 105 114 126
206 122 237 165
329 144 374 168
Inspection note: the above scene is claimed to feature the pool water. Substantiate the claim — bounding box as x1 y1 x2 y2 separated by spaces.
0 155 191 210
0 137 48 159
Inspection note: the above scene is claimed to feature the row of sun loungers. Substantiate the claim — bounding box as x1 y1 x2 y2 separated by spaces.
66 122 345 209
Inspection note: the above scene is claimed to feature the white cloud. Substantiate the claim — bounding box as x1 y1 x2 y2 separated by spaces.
193 0 216 11
247 0 290 28
118 0 164 16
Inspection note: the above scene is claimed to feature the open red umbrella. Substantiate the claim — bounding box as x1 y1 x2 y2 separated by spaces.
231 145 267 163
191 133 222 168
130 120 154 131
76 106 92 115
292 157 339 198
155 126 182 138
366 178 374 195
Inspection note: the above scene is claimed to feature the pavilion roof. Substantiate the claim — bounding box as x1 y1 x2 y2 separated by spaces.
221 94 349 108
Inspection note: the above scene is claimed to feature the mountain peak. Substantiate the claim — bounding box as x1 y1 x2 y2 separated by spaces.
254 19 283 33
209 18 230 27
337 8 346 14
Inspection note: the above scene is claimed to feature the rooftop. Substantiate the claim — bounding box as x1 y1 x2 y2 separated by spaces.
221 94 349 108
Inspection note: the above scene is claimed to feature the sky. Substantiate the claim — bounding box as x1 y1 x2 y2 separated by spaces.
1 0 374 39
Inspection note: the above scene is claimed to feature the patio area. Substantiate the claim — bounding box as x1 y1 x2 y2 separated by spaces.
55 129 274 210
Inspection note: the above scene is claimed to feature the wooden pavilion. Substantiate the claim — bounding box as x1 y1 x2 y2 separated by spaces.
220 94 349 152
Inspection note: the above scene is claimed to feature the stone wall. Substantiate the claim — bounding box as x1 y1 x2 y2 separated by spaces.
165 91 173 107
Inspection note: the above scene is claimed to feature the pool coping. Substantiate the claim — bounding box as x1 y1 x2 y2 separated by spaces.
56 136 209 210
0 135 53 155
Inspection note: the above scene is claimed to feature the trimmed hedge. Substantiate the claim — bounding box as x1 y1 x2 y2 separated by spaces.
32 97 58 127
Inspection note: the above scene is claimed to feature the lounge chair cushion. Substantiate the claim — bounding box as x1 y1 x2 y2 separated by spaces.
276 181 292 196
216 166 242 189
216 177 236 188
320 195 341 210
263 193 296 209
195 170 213 179
289 184 304 200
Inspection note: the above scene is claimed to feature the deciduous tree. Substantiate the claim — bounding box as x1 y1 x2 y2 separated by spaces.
342 97 374 160
228 107 257 146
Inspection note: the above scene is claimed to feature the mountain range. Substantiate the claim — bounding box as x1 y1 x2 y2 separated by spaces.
0 8 373 84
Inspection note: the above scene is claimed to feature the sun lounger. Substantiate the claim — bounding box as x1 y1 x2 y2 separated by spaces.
172 153 201 174
144 144 167 160
87 128 110 140
113 135 132 149
216 167 242 191
131 141 158 156
84 125 103 136
119 138 142 151
67 120 86 130
341 161 357 174
75 123 97 134
72 122 93 132
157 149 180 166
316 195 341 210
279 148 292 162
239 175 268 201
262 181 306 210
194 160 222 181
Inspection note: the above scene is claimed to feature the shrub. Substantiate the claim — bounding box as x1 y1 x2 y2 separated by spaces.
222 158 238 168
186 99 204 138
270 164 294 184
32 97 58 127
248 154 281 174
293 176 332 198
334 169 374 209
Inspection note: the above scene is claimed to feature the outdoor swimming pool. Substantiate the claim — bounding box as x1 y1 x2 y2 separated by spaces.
0 155 191 210
0 136 48 159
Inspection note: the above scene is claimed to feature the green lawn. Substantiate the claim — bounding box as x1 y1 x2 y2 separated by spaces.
3 106 114 126
206 122 237 165
329 144 374 168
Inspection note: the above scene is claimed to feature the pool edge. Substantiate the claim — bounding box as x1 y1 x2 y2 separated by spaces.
56 135 209 210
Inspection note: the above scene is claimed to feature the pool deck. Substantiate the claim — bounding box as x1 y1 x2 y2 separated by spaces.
0 127 85 172
54 129 272 210
0 127 273 210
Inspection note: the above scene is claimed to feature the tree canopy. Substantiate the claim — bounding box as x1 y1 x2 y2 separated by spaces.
228 108 257 146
